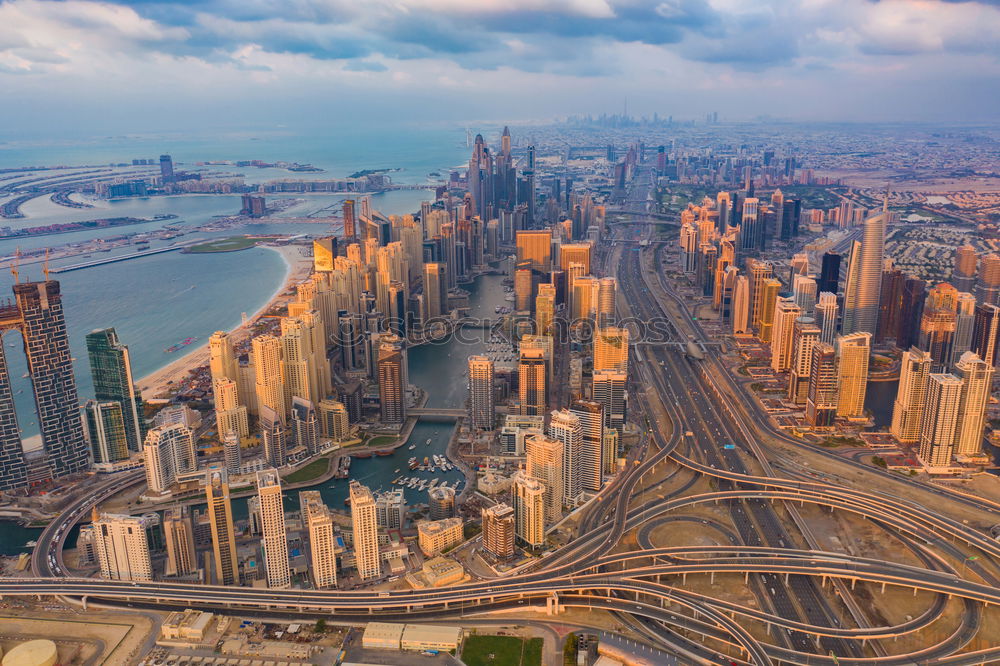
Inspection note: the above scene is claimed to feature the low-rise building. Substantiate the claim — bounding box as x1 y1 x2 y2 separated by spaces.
160 609 214 643
416 517 464 556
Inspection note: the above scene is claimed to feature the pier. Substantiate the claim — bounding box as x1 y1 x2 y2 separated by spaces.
49 241 200 273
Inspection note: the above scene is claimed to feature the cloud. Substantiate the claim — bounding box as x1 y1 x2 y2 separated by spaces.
0 0 997 128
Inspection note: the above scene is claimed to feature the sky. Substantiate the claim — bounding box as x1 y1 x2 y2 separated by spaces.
1 0 999 136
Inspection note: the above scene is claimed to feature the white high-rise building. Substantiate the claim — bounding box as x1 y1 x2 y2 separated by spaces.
350 481 381 580
770 298 802 372
788 317 820 404
835 332 871 419
919 373 963 467
300 490 337 589
890 347 933 444
143 423 195 494
815 292 839 345
256 470 290 589
954 352 994 457
93 513 153 581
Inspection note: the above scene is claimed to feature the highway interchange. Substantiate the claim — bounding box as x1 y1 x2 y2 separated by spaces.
8 166 1000 665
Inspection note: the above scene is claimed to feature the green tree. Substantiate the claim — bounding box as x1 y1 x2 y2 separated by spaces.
314 618 327 634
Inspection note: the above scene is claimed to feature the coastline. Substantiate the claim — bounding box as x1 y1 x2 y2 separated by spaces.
134 243 313 400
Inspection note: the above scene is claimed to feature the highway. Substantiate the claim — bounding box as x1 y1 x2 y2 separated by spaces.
7 166 1000 665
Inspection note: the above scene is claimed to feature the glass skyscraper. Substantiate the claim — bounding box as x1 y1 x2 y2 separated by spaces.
86 328 146 455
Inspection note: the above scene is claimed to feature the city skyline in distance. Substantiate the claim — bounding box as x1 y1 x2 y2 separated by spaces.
1 0 999 136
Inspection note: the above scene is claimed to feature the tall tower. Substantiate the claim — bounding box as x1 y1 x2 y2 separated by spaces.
971 303 1000 366
975 253 1000 306
252 335 285 424
512 470 545 547
467 355 495 431
142 423 195 494
806 342 838 426
890 347 933 443
86 328 145 452
481 503 515 560
535 283 556 336
525 433 564 521
15 281 89 477
94 513 153 581
570 400 604 493
732 275 750 335
206 469 239 586
257 469 290 589
350 481 381 580
842 200 888 335
214 377 248 440
300 490 337 589
835 332 871 419
918 373 963 467
954 352 994 457
547 411 581 504
163 506 197 577
770 298 802 372
593 327 629 374
592 371 627 431
515 229 552 272
787 316 820 404
377 334 407 424
518 348 547 416
815 292 839 345
952 244 977 293
209 331 238 387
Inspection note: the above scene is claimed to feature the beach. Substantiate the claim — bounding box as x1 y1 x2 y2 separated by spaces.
134 243 314 400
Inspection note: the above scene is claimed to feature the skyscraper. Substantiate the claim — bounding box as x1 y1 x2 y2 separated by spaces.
525 432 564 520
954 352 993 457
512 470 545 547
377 334 407 424
890 347 933 443
819 252 841 296
971 303 1000 366
206 469 239 586
975 253 1000 306
84 400 130 464
770 298 802 372
467 355 495 431
787 317 820 404
350 481 381 580
291 397 319 454
300 490 337 589
481 503 515 560
260 404 287 468
94 513 153 581
806 342 838 426
142 423 195 494
252 335 285 424
835 332 871 419
86 328 145 452
814 290 838 345
732 275 750 334
593 327 629 374
843 202 888 335
209 331 238 389
516 229 552 272
756 278 781 343
952 244 977 293
159 154 174 183
214 377 248 441
918 283 959 369
535 283 556 336
951 292 976 367
257 470 290 589
592 371 627 430
518 348 547 416
570 400 604 493
918 373 963 467
163 506 197 578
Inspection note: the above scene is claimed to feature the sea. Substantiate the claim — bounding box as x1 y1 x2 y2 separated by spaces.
0 125 504 554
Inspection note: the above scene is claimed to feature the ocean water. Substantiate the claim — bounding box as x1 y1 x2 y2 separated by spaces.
0 127 476 553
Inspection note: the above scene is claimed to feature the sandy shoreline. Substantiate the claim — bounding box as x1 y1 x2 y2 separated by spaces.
135 243 313 400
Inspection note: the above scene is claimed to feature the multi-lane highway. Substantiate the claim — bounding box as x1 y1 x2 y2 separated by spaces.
7 166 1000 665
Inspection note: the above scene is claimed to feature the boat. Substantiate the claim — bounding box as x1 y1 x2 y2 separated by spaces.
163 344 182 353
423 457 430 465
425 438 432 445
24 540 37 547
375 449 393 457
408 444 416 450
354 452 372 459
394 468 400 473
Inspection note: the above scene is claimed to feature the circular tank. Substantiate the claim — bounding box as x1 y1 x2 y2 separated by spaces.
2 640 58 666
